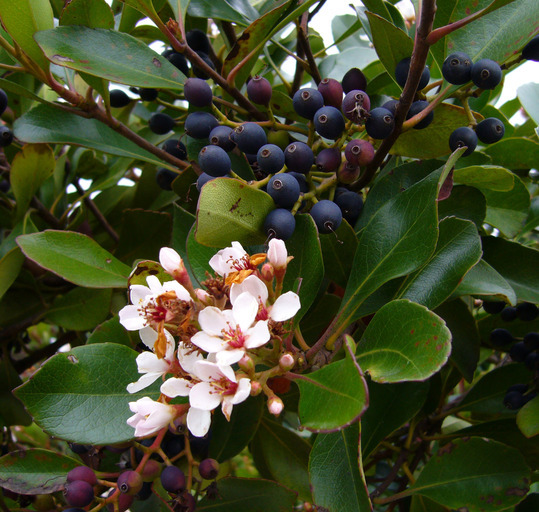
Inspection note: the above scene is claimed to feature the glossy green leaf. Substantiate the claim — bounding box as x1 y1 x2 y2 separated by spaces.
0 0 53 69
320 219 358 288
187 0 258 24
522 196 539 234
127 260 169 288
438 185 487 229
60 0 115 29
120 0 158 17
357 300 452 383
195 178 274 247
406 437 530 511
14 104 176 169
10 144 55 222
517 82 539 125
517 395 539 438
283 215 324 322
46 287 112 331
251 417 311 501
34 26 185 88
0 248 24 301
14 344 160 444
361 380 429 458
0 449 80 495
482 237 539 304
453 165 514 191
17 230 131 288
309 423 372 512
187 226 216 285
296 336 368 432
400 217 482 310
87 316 133 346
197 477 297 511
410 496 449 512
484 138 539 169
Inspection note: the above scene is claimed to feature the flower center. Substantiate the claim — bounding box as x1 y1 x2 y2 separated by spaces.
222 324 247 349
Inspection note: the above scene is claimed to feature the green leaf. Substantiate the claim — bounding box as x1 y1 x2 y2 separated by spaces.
406 438 530 511
517 82 539 125
195 178 274 247
187 0 259 25
87 315 133 346
399 217 482 310
484 138 539 169
17 230 131 288
186 225 216 285
361 380 429 458
453 165 514 191
309 423 373 512
197 477 297 511
283 215 324 322
517 395 539 438
10 144 55 222
296 336 368 432
357 299 452 383
251 417 311 501
0 248 24 301
482 237 539 304
60 0 115 29
438 185 486 229
46 287 112 331
34 26 185 89
320 219 358 288
127 260 169 288
14 344 160 444
0 356 31 427
0 0 53 70
0 449 80 495
14 104 177 169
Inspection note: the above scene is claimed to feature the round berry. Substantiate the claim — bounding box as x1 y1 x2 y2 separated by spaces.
149 112 175 135
186 29 211 54
264 209 296 240
314 106 345 139
442 52 472 85
196 172 216 192
292 88 324 120
138 88 158 101
338 161 360 184
344 139 375 166
471 59 502 89
0 126 14 147
164 50 190 75
310 200 342 234
136 482 153 501
155 168 177 190
117 470 143 495
503 390 527 410
475 117 505 144
523 332 539 351
289 172 309 194
382 99 399 116
395 57 430 90
184 77 213 107
209 125 235 152
318 78 344 109
509 342 531 363
482 301 505 314
233 122 267 154
162 139 187 160
489 328 513 347
247 75 272 105
257 144 285 174
500 306 518 322
198 145 231 177
106 491 133 512
365 107 395 139
508 383 529 394
267 173 301 209
199 458 220 480
284 141 314 174
341 90 370 123
193 51 215 80
67 466 97 486
109 89 131 108
525 352 539 370
141 459 162 482
406 100 433 129
341 67 367 94
335 191 363 225
448 127 477 157
516 302 538 321
522 35 539 61
316 147 341 172
0 88 7 116
160 465 186 493
185 111 218 139
64 480 94 508
33 494 55 511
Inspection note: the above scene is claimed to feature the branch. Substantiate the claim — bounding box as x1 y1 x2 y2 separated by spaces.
297 14 322 84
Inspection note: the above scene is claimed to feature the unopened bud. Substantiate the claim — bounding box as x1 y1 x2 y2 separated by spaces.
261 263 274 282
279 353 295 371
238 354 254 373
195 288 211 304
267 239 288 268
268 396 284 416
250 381 262 396
159 247 192 287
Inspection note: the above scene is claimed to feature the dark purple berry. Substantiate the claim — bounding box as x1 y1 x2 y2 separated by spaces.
193 51 215 80
316 148 341 172
382 99 399 116
365 107 395 139
0 88 7 116
442 52 472 85
289 172 309 193
160 465 186 493
149 113 175 135
516 302 539 321
341 90 370 123
109 89 131 108
475 117 505 144
310 200 342 234
406 100 433 129
395 57 430 90
184 77 213 107
199 458 220 480
233 122 267 154
471 59 502 89
64 480 94 507
448 127 477 157
292 88 324 120
0 126 14 147
504 390 527 410
209 125 235 152
162 139 187 160
318 78 344 109
510 342 531 363
196 172 215 191
264 208 296 240
267 173 301 209
338 161 360 184
335 191 363 225
106 491 133 512
257 144 285 174
117 470 143 495
523 332 539 351
314 106 345 139
247 76 272 105
482 301 505 314
164 50 190 76
284 141 314 174
138 88 158 101
198 145 231 177
67 466 98 486
185 111 218 139
525 352 539 371
500 306 518 322
162 434 185 459
344 139 374 166
522 35 539 61
186 29 211 54
341 67 367 94
136 481 153 501
508 383 529 394
156 168 177 190
489 328 513 347
178 491 197 512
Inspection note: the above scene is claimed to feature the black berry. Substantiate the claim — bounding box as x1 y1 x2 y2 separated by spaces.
293 88 324 120
341 90 370 123
516 302 538 321
335 191 363 225
186 29 211 54
365 107 394 139
138 88 158 101
184 77 213 107
0 88 7 116
509 342 531 363
382 99 399 116
257 144 285 174
314 106 345 139
247 75 272 105
522 35 539 61
442 52 472 85
160 465 186 493
318 78 344 109
267 173 301 209
471 59 502 89
500 306 518 322
233 122 267 154
196 172 216 191
149 113 175 135
198 145 231 177
109 89 131 108
406 100 433 129
162 139 187 160
155 168 177 190
310 199 342 234
284 141 314 174
525 352 539 371
449 127 477 157
316 147 341 172
185 111 218 139
482 301 505 314
344 139 374 166
264 208 296 240
193 51 215 80
503 390 527 410
395 57 430 90
0 126 14 147
475 117 505 144
163 50 190 76
489 328 513 347
523 332 539 351
341 67 367 94
209 125 235 152
64 480 94 508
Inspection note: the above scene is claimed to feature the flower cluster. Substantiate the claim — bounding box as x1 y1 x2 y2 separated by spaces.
121 239 300 438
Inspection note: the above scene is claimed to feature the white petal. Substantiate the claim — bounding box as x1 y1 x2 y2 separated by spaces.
187 408 211 438
130 284 152 305
215 349 245 366
163 329 176 360
119 306 146 331
160 377 193 398
198 307 228 336
126 372 162 394
192 360 227 382
136 351 169 374
270 292 301 322
244 320 270 349
232 292 258 332
221 396 234 421
267 238 287 267
178 344 204 374
232 378 251 404
145 275 163 294
139 326 158 350
230 275 268 305
159 247 183 274
162 280 191 301
191 332 227 354
189 382 222 410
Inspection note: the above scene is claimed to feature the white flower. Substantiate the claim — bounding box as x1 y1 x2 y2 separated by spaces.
209 242 250 277
230 275 301 322
191 291 270 365
127 397 176 437
159 247 184 276
267 238 288 269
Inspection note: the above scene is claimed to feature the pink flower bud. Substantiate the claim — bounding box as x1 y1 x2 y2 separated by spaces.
279 353 295 371
267 239 288 269
159 247 191 287
268 396 284 416
238 354 254 373
195 288 211 304
250 381 262 396
261 263 274 282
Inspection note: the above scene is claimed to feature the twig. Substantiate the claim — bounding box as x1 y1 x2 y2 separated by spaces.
13 332 77 373
297 15 322 84
30 197 63 229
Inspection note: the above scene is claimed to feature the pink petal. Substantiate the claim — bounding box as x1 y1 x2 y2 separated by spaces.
190 382 222 410
232 378 251 404
192 360 228 382
245 320 270 349
187 408 211 438
267 238 287 268
270 292 301 322
191 331 227 354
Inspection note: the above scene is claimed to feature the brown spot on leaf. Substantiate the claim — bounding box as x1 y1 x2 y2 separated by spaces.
152 57 162 68
229 198 242 212
506 486 528 497
438 441 456 455
67 355 79 364
53 55 75 63
410 329 415 334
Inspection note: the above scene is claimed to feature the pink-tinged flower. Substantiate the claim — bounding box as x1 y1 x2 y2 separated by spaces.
230 275 301 322
267 238 288 269
268 396 284 416
191 292 270 365
159 247 191 287
208 242 266 284
127 397 176 437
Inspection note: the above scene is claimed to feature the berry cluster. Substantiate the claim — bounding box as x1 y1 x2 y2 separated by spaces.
0 88 14 149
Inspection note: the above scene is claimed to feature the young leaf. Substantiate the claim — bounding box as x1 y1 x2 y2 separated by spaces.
60 0 115 29
517 395 539 439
